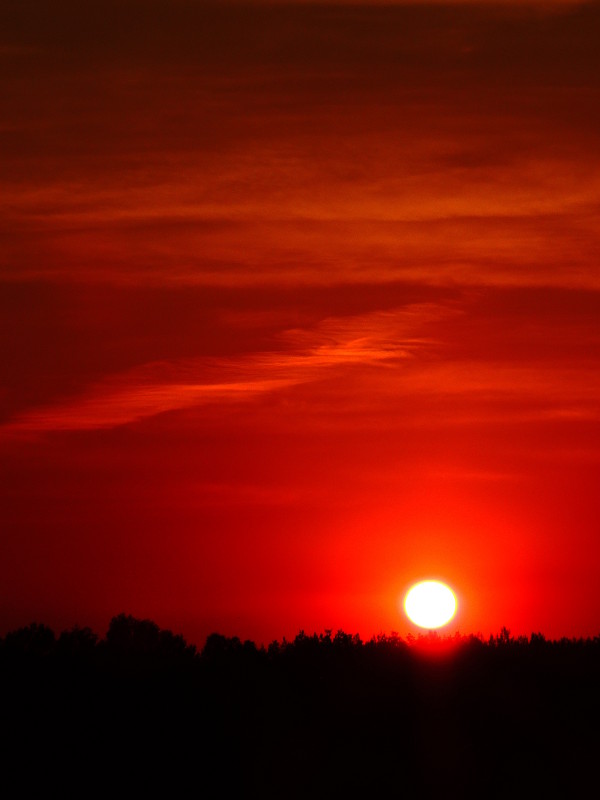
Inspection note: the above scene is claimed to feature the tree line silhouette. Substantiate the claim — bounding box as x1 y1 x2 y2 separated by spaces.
2 614 599 797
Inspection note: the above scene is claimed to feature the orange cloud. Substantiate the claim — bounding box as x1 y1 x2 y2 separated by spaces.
3 307 435 432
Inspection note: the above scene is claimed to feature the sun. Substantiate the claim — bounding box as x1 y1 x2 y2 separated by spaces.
403 580 457 629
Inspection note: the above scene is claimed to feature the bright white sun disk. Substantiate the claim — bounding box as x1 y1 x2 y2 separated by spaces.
404 580 457 629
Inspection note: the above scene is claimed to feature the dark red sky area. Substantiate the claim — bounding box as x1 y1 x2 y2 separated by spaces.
2 0 600 645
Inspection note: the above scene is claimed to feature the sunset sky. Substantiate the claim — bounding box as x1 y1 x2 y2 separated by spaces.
2 0 600 644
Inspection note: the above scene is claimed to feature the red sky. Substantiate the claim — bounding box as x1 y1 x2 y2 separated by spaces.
2 0 600 645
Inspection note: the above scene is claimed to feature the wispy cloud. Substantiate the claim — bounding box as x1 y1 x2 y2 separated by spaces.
6 297 598 437
3 307 434 433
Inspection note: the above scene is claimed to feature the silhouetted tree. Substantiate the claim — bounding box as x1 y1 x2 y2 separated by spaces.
202 632 243 661
2 622 56 658
103 614 196 671
57 625 98 658
106 613 161 655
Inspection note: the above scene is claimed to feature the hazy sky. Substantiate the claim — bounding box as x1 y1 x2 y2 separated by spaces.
2 1 600 644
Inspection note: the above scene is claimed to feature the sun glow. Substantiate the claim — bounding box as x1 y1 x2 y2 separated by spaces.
404 580 457 629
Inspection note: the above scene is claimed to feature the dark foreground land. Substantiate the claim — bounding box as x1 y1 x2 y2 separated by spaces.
2 615 599 798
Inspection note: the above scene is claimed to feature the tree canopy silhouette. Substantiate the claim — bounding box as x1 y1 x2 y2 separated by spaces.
2 616 600 796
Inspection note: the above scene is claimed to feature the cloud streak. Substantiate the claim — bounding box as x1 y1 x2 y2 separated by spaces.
3 308 429 432
5 298 600 435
